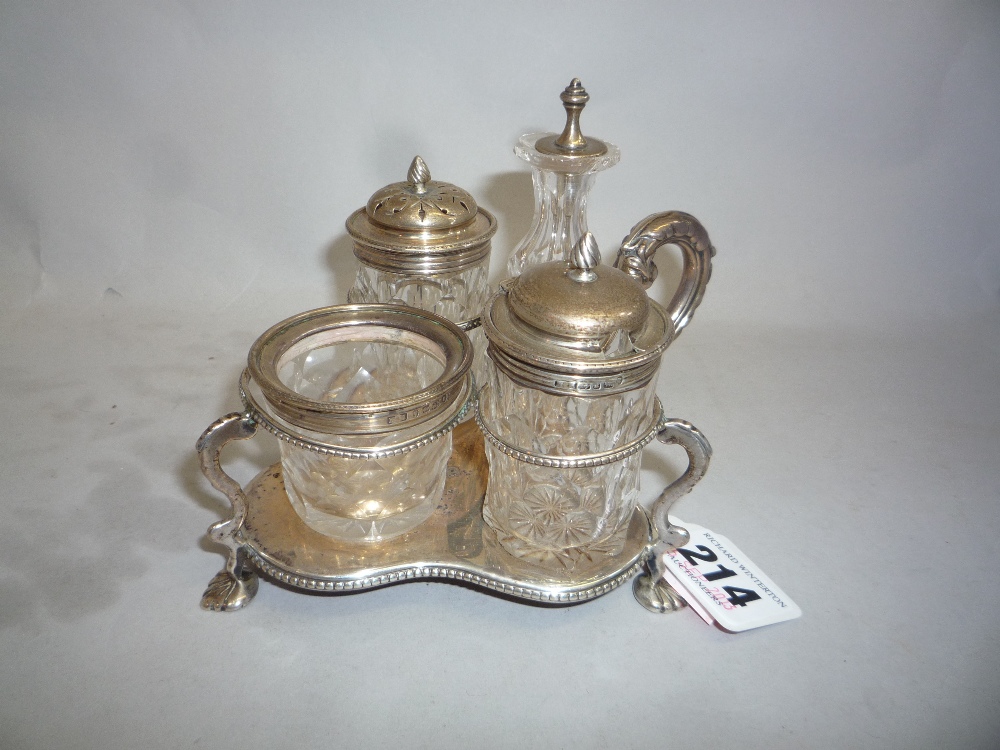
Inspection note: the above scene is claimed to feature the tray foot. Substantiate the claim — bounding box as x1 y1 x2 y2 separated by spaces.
632 573 685 613
632 547 687 614
201 567 259 612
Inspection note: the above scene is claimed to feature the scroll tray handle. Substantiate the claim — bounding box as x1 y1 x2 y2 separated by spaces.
195 412 260 612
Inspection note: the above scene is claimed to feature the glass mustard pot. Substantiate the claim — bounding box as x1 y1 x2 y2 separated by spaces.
479 229 714 571
346 156 497 392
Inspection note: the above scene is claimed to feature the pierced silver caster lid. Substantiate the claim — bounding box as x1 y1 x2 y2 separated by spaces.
346 156 497 276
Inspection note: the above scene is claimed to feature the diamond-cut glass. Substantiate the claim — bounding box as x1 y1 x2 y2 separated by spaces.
348 257 491 392
481 365 656 568
277 338 452 543
505 133 620 277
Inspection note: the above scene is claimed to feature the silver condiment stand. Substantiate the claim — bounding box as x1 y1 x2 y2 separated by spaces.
196 81 717 615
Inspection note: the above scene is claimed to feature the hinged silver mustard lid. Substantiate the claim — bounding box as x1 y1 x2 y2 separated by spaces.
483 234 673 396
507 233 649 343
346 156 497 275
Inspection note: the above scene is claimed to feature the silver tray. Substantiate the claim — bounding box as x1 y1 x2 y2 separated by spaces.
197 416 684 613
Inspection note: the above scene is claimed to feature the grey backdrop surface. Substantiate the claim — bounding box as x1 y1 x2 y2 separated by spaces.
1 2 998 749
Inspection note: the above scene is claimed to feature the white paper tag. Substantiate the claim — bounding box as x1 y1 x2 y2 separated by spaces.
661 520 801 632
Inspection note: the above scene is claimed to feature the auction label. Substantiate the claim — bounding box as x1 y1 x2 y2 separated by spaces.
661 520 801 632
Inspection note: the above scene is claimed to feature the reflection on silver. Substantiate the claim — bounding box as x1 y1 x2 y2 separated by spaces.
197 415 710 613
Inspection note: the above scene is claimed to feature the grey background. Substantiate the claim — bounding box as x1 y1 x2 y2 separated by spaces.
1 2 998 748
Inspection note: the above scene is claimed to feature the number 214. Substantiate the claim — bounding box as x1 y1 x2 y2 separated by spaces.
676 545 762 607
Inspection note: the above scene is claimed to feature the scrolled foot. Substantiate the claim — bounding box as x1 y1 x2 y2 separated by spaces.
201 569 259 612
633 573 687 614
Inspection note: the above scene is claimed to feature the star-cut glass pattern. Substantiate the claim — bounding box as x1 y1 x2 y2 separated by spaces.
481 367 657 569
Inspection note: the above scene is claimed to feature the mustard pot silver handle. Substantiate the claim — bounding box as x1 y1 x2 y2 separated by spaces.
614 211 715 338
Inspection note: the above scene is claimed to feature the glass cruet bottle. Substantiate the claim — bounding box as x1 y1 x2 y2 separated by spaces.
506 78 620 277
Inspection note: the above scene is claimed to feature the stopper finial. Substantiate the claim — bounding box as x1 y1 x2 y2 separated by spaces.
533 78 608 157
568 232 601 282
554 78 591 152
407 156 431 193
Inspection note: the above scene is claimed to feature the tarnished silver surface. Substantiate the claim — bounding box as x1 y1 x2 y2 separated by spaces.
506 235 649 342
365 155 478 231
247 304 473 435
193 84 714 618
614 211 716 338
484 234 672 397
197 420 661 608
196 413 260 612
488 207 718 396
346 156 496 275
240 369 473 460
348 235 494 276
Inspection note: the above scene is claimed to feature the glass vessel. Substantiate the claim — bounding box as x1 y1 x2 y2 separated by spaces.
507 79 620 277
245 304 473 543
480 366 658 567
480 226 715 569
346 156 496 393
